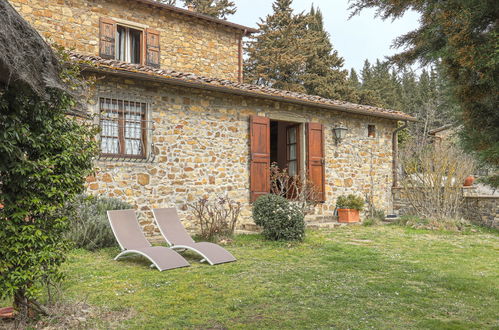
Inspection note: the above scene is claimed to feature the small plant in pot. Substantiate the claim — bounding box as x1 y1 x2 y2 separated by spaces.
336 194 365 223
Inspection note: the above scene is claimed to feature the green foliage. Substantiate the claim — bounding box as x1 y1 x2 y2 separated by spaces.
302 6 356 101
60 227 499 328
181 0 236 19
0 55 98 315
245 1 354 100
362 218 379 226
336 194 365 211
155 0 177 5
63 195 131 251
349 0 499 171
350 59 458 145
477 174 499 189
395 215 471 232
252 194 305 241
245 0 309 93
363 207 385 226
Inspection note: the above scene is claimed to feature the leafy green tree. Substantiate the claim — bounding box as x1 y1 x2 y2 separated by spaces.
181 0 236 19
0 54 98 318
350 0 499 183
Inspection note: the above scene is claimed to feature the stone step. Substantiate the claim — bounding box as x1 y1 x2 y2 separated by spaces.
305 215 338 224
306 222 353 229
241 223 261 232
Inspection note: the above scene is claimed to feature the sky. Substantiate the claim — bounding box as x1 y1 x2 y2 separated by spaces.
230 0 421 73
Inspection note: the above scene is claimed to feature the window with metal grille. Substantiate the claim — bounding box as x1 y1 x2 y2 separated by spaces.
99 98 147 159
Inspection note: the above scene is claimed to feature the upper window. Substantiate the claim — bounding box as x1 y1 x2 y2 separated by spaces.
368 124 376 138
116 25 142 64
99 18 161 68
99 97 148 159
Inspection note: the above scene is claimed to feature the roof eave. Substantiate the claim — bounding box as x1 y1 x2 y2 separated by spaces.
81 65 416 122
132 0 258 35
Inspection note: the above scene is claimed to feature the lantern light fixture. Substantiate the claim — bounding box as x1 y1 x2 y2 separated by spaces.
333 125 348 145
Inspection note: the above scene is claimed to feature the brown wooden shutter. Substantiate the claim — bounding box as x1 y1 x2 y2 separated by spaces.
99 18 116 59
250 116 270 202
307 122 326 202
145 28 160 68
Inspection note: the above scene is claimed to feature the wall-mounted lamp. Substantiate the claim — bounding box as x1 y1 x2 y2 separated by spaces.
333 126 348 145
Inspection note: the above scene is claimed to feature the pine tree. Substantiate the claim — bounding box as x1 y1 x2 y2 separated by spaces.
357 60 384 107
181 0 236 19
302 6 356 101
348 68 361 90
350 0 499 183
245 0 310 93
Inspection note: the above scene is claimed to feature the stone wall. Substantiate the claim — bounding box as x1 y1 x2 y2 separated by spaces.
9 0 242 81
393 187 499 229
86 75 396 235
463 196 499 229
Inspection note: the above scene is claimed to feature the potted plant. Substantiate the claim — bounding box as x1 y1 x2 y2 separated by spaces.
336 194 364 223
463 175 475 187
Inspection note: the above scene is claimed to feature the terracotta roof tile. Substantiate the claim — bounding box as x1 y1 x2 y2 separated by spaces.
70 52 416 122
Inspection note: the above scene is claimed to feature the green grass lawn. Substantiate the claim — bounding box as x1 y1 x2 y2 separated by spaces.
60 225 498 329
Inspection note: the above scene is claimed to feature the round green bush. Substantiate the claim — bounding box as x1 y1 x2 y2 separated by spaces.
252 194 305 241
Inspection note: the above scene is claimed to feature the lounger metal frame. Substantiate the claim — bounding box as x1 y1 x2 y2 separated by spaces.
107 209 190 271
152 208 236 265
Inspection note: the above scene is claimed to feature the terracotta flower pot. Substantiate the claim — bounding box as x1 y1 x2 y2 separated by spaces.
463 175 475 187
337 209 360 223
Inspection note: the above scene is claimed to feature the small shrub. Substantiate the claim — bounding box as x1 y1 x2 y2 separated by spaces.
363 208 385 226
63 194 131 250
189 195 241 241
336 194 365 211
362 218 379 227
253 194 305 241
396 215 471 231
270 163 320 215
399 142 475 219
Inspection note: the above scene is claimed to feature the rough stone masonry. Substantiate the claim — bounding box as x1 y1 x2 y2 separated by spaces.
86 76 396 235
10 0 404 235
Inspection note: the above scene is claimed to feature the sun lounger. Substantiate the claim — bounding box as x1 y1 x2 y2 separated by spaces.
107 209 190 271
152 208 236 265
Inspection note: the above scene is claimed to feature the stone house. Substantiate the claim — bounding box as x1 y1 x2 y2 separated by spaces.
10 0 416 234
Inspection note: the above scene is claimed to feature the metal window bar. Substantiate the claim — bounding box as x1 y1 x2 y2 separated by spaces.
98 97 155 163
